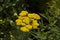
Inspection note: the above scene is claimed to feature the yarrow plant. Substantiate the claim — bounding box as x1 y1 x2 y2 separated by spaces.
15 11 41 32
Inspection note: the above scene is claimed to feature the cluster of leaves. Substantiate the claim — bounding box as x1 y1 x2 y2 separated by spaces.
0 0 60 40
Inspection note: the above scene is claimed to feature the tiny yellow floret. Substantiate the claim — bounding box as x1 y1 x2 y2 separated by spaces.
23 17 30 24
15 19 22 25
32 20 39 29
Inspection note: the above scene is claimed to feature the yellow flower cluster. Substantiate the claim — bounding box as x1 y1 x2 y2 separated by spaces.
15 10 41 32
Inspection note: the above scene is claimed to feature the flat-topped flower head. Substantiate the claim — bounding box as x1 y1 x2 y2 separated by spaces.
32 20 39 29
28 13 34 18
28 13 40 20
19 11 28 16
16 19 26 26
33 13 40 19
15 19 22 25
22 17 30 24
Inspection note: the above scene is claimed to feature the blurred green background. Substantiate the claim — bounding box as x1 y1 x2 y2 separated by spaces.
0 0 60 40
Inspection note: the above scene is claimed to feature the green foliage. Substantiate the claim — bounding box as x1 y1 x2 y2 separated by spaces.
0 0 60 40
